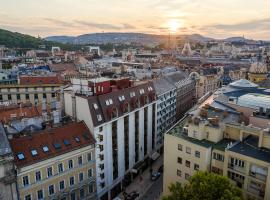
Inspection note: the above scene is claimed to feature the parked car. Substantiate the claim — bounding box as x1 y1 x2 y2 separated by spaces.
126 191 139 200
151 171 161 181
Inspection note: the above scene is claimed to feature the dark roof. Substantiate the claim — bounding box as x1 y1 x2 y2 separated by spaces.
85 81 156 127
228 135 270 163
10 121 95 167
164 71 188 85
153 78 175 95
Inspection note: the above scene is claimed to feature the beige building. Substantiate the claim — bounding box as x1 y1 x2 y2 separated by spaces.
10 122 97 200
163 100 270 200
0 75 63 105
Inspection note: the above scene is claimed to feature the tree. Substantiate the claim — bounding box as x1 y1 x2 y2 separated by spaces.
163 171 243 200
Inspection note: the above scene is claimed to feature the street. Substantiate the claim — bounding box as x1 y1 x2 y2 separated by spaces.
140 175 163 200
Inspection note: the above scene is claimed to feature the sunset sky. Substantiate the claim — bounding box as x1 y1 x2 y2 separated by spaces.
1 0 270 39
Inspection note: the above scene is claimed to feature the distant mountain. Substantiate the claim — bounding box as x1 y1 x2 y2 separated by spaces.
45 33 215 45
224 37 247 42
45 32 166 45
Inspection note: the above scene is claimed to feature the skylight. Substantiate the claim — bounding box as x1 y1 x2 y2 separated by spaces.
63 139 71 146
31 149 38 156
83 132 90 140
42 146 49 152
93 103 98 110
130 92 136 97
74 136 80 142
53 143 61 149
97 114 102 122
17 153 25 160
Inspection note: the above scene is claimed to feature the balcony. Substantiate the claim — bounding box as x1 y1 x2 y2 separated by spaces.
228 163 246 174
249 171 267 182
247 184 265 198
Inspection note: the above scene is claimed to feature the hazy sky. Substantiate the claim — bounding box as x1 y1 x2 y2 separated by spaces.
1 0 270 39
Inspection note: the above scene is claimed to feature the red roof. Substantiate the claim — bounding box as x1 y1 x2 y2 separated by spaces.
19 75 63 85
0 103 40 124
10 121 95 167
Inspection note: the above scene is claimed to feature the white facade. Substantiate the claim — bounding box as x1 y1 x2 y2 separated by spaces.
64 92 156 199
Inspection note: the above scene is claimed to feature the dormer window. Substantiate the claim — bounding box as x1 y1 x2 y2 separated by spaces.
130 92 136 97
31 149 38 156
97 114 102 122
106 99 113 106
118 95 125 102
139 89 145 94
148 86 153 91
93 103 98 110
17 153 25 160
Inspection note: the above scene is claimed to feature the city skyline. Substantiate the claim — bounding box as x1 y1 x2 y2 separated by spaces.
1 0 270 40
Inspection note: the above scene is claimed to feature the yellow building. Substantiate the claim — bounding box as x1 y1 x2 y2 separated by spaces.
248 62 268 83
163 102 270 200
10 121 97 200
0 75 63 105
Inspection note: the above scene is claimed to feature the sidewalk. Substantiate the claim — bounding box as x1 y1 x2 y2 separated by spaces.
117 156 164 199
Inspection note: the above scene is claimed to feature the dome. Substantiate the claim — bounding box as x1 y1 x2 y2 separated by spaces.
249 62 268 74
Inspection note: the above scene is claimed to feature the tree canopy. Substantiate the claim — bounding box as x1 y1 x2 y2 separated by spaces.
163 171 243 200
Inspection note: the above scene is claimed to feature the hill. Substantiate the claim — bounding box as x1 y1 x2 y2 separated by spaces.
0 28 80 50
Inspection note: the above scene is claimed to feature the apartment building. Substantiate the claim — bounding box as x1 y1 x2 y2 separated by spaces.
163 97 270 200
0 75 63 105
64 78 156 200
153 77 176 152
10 121 97 200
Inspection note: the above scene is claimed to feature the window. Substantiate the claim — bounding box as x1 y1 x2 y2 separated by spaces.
58 163 63 173
178 144 183 151
195 151 200 158
34 94 38 100
177 157 182 164
78 156 83 165
47 167 53 177
23 176 29 186
213 152 224 162
80 188 85 198
17 153 25 160
52 93 56 98
99 127 103 132
48 185 54 195
35 171 41 182
43 93 46 99
53 143 61 149
69 176 75 186
31 149 38 156
185 160 190 168
70 192 76 200
79 172 84 182
42 146 49 152
88 169 93 178
89 184 94 193
8 94 11 100
177 169 181 177
63 139 70 146
25 194 31 200
230 158 245 168
185 173 190 180
25 94 29 100
186 147 191 154
68 160 73 169
59 180 65 190
74 136 80 142
37 190 43 200
194 164 199 170
17 94 21 100
87 153 92 162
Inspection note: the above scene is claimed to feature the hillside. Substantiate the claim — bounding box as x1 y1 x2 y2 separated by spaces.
0 28 80 50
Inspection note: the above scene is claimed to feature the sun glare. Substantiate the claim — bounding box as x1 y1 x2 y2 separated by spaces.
168 20 181 33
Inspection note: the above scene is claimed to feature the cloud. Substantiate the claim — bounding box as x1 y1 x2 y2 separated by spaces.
43 18 75 27
74 20 135 30
205 18 270 31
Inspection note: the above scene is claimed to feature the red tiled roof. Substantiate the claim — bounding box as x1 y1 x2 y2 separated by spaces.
19 75 63 85
0 103 40 124
10 121 95 168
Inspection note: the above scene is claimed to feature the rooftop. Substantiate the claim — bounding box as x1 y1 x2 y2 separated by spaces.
228 135 270 163
10 121 95 167
19 75 63 85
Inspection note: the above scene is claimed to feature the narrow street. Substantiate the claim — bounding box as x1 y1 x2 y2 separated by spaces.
140 175 163 200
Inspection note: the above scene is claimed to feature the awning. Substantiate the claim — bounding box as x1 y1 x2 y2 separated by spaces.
151 152 160 161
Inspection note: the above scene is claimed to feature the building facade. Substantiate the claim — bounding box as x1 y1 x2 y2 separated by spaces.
64 78 157 200
10 122 97 200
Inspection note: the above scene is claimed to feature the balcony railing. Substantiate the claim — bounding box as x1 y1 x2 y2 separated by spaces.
249 171 267 182
247 184 265 198
228 163 246 173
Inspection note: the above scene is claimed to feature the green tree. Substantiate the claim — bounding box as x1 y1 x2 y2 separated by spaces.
163 171 243 200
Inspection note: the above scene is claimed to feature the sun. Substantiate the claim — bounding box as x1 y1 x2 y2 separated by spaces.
168 19 181 33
